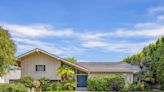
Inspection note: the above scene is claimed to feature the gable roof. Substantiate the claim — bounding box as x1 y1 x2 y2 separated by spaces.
74 62 140 73
17 48 140 73
17 48 89 73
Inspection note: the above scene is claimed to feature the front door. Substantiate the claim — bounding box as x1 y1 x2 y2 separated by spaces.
77 75 87 87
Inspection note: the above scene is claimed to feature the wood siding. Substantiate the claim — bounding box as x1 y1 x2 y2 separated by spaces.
20 52 61 80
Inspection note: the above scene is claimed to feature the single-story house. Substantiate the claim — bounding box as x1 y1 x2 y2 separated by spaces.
1 48 140 89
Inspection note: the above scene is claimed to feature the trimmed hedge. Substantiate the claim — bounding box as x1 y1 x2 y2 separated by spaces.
0 83 28 92
87 76 125 91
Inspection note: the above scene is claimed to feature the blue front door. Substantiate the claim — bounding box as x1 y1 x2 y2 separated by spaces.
77 75 87 87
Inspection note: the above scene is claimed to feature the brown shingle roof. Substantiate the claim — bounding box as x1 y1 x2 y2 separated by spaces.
74 62 140 73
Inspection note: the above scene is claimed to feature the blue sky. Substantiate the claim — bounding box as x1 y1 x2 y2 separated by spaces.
1 0 164 62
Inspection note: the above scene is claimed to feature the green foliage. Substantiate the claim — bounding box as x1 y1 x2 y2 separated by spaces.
124 82 149 91
122 36 164 89
39 77 50 91
63 80 77 90
87 76 125 91
157 58 164 83
65 57 77 62
0 27 16 76
131 84 140 91
19 76 34 89
0 83 28 92
108 76 125 91
32 80 40 91
47 81 76 91
47 82 63 91
57 66 75 81
54 82 63 91
140 81 145 91
57 63 76 90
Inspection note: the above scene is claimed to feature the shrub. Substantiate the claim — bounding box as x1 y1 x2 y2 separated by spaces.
108 76 125 91
87 76 125 91
19 76 34 89
63 80 77 90
131 84 140 91
47 82 63 91
39 77 50 91
33 80 41 91
54 82 63 91
46 80 77 91
0 83 28 92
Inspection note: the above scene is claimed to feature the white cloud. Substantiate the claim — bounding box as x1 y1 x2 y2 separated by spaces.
2 23 74 37
80 14 164 54
12 37 65 55
82 40 155 54
12 37 86 57
78 22 164 39
2 23 107 41
134 22 161 28
113 26 164 37
2 18 164 56
2 22 164 41
82 41 108 48
77 32 107 40
157 15 164 21
148 6 164 14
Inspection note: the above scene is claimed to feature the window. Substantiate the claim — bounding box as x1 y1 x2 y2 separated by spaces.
36 65 46 71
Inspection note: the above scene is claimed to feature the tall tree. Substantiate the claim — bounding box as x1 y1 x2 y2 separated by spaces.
157 58 164 84
65 57 77 62
0 27 16 76
122 36 164 88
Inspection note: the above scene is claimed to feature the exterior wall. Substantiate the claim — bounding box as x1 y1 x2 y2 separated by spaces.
0 70 21 83
20 52 61 80
88 72 134 83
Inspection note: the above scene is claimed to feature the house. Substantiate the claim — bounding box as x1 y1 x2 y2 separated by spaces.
2 48 140 89
0 70 21 83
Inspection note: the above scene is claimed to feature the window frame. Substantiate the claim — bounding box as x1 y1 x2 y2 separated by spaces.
35 65 46 72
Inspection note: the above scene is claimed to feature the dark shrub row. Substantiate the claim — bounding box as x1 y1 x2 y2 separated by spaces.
87 76 125 91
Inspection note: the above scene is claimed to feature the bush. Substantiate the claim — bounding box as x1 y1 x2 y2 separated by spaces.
0 83 28 92
47 80 77 91
108 76 125 91
33 80 41 91
39 77 50 91
47 82 63 91
63 80 77 90
87 76 125 91
19 76 34 89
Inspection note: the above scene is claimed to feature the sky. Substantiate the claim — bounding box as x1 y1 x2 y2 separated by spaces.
0 0 164 62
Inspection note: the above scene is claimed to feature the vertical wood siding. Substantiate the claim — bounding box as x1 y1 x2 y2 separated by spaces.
20 52 61 80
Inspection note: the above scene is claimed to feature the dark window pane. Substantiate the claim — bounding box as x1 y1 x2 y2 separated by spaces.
36 65 46 71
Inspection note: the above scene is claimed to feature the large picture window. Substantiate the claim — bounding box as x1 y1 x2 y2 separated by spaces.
36 65 46 71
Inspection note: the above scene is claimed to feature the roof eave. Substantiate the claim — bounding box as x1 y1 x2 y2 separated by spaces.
17 48 89 73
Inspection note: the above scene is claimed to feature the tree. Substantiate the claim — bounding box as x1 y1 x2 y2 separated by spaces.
57 66 75 81
122 36 164 89
57 58 77 90
65 57 77 62
0 27 16 76
156 58 164 84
